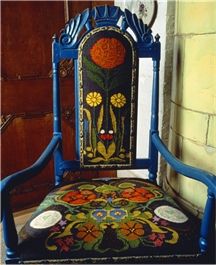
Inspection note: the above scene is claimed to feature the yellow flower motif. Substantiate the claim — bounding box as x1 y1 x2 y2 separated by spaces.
86 92 102 107
110 93 126 108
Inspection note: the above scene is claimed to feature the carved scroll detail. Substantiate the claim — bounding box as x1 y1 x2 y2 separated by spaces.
124 8 154 46
59 8 90 48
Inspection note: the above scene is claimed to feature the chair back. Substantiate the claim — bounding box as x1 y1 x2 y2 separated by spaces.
52 5 160 180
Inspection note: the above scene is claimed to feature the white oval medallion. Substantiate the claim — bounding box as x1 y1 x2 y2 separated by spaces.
154 206 188 223
30 210 62 229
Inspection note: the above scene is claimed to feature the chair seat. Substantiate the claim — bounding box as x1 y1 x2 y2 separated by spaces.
18 178 201 264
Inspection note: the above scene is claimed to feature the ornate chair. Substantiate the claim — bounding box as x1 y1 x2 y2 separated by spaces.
1 5 216 264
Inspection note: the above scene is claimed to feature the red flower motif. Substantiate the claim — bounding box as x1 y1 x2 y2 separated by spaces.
55 236 74 253
61 190 97 205
77 223 102 243
148 233 165 247
90 38 126 69
154 238 164 247
119 221 144 240
121 187 155 202
99 133 113 141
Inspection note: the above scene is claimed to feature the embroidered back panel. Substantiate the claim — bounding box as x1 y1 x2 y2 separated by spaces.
78 27 138 168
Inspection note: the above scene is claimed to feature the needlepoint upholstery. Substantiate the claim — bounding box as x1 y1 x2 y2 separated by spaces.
79 27 138 168
18 178 201 263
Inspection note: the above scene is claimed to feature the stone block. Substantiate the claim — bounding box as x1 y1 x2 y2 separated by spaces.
207 115 216 148
179 174 207 210
181 138 216 174
182 34 216 114
174 106 209 144
176 1 216 34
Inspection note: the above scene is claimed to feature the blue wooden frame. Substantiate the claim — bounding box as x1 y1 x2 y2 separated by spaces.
1 5 215 263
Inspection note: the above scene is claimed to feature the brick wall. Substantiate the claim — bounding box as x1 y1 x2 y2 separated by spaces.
165 1 216 216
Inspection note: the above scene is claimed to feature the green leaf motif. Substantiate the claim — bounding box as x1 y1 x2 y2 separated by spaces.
79 184 96 190
83 108 92 148
110 105 117 133
89 157 105 163
86 70 105 89
91 127 97 156
107 141 116 159
83 56 104 77
118 182 135 189
97 141 107 158
109 157 126 163
95 184 119 193
97 105 104 133
128 239 140 249
97 141 116 160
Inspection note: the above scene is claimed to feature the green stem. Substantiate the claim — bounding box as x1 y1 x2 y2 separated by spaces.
116 110 121 156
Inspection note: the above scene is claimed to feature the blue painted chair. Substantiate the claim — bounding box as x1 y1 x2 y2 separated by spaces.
1 5 216 264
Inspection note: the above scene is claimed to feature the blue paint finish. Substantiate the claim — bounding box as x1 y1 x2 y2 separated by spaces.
60 49 78 59
1 136 60 260
148 60 160 182
54 138 64 186
59 8 90 49
1 136 60 196
151 132 216 253
1 5 216 263
74 59 80 160
92 5 123 27
2 193 18 261
199 191 215 253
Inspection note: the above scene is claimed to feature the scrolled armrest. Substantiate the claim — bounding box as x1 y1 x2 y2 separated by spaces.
152 133 216 196
1 135 61 197
1 136 61 222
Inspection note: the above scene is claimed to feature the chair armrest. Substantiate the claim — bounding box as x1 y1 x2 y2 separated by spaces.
1 135 61 196
152 133 216 196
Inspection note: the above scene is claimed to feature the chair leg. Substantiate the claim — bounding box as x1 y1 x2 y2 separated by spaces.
199 191 215 253
2 195 19 262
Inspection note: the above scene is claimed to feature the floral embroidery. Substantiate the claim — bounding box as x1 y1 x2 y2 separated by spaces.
54 236 74 253
40 180 187 255
148 233 165 247
86 92 102 107
119 221 144 240
110 93 126 108
77 223 102 243
121 187 155 202
61 190 97 205
90 38 126 69
92 209 107 222
80 31 137 167
110 209 127 220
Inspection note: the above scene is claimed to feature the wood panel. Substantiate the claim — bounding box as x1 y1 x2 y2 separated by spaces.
1 1 65 80
1 0 115 212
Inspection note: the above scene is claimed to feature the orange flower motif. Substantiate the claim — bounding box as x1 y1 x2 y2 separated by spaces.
77 223 102 243
119 221 144 240
61 190 97 205
90 38 126 69
121 187 155 202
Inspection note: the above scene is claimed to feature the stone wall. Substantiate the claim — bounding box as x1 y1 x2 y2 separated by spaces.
166 1 216 217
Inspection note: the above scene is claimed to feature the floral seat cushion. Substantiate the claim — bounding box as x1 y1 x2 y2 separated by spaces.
18 178 201 263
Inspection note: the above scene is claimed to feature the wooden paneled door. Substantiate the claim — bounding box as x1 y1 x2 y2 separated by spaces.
1 1 115 211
